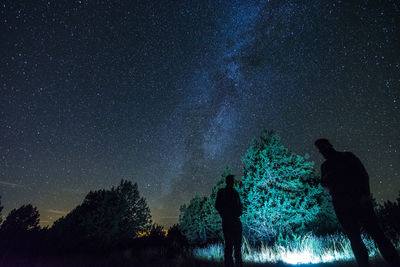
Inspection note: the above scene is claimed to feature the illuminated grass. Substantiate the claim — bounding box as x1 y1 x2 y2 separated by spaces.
194 233 399 265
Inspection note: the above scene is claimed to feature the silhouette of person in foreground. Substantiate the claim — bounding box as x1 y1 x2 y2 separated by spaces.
315 138 400 267
215 174 243 267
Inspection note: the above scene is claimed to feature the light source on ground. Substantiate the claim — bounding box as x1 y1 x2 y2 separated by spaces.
194 233 393 265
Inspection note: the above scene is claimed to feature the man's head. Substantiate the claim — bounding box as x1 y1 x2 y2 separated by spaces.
225 174 235 188
315 138 335 159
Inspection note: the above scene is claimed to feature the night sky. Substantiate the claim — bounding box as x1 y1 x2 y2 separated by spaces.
1 0 399 228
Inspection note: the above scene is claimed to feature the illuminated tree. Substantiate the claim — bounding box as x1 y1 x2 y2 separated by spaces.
179 132 337 245
52 180 151 248
179 167 231 244
179 195 206 244
238 130 336 244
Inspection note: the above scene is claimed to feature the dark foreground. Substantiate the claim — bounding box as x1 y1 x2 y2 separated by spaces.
0 250 393 267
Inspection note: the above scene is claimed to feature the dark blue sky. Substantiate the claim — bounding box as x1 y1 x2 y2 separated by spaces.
1 0 399 227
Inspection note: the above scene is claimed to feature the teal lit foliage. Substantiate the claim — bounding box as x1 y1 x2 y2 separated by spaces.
179 167 232 245
51 180 152 248
238 130 337 244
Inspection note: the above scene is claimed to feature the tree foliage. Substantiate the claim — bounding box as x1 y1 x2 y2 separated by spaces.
178 167 231 245
166 224 188 251
0 204 40 234
51 179 152 248
0 195 3 226
237 130 337 244
0 204 42 255
179 131 338 245
376 191 400 241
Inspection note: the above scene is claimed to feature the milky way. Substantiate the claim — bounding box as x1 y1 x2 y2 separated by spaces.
1 0 399 227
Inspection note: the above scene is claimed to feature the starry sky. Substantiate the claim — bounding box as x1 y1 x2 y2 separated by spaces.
1 0 399 228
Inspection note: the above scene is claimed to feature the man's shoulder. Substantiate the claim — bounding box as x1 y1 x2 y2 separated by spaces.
341 151 359 161
217 187 238 196
329 151 357 161
321 160 329 168
217 187 226 195
218 187 226 192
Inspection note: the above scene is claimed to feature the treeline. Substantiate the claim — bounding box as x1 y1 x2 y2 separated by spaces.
0 130 399 258
0 181 187 259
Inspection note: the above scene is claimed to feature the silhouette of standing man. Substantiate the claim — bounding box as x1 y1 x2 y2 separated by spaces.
315 139 400 267
215 174 243 267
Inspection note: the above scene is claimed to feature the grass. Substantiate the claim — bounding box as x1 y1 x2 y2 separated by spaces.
1 233 398 266
194 233 399 265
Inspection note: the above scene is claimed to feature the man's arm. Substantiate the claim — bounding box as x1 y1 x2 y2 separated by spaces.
348 152 371 197
215 189 223 216
320 162 331 191
235 191 243 217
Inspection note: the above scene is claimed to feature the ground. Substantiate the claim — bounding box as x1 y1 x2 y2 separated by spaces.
0 252 393 267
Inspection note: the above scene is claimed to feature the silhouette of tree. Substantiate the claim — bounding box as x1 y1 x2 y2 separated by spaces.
51 179 152 249
395 191 399 208
237 130 337 244
144 223 167 245
0 204 41 254
370 193 379 211
166 224 187 250
0 195 3 226
376 191 400 241
0 204 40 234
